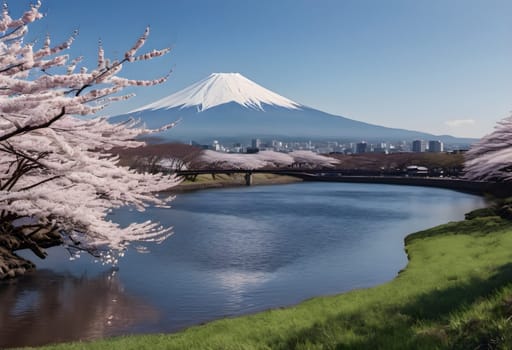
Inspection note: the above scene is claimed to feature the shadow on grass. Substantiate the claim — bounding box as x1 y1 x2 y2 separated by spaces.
402 263 512 321
273 263 512 350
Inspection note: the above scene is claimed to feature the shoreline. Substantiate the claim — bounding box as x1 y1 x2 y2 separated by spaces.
299 175 512 197
167 171 511 198
165 173 303 193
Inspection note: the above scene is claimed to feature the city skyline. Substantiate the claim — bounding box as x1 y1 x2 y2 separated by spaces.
8 0 512 138
196 137 451 155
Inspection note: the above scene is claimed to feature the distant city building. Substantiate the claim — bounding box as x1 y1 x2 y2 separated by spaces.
212 140 221 151
272 140 282 147
372 146 388 154
374 141 389 154
246 147 259 154
428 140 444 153
356 141 367 154
412 140 426 153
251 138 261 149
232 143 243 153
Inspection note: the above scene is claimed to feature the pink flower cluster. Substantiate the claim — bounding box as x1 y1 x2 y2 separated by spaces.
0 1 179 264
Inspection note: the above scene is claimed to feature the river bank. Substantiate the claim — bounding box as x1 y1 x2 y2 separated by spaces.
167 173 302 193
28 206 512 350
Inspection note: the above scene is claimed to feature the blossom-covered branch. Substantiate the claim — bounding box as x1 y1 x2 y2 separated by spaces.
197 150 340 170
464 115 512 182
0 1 179 279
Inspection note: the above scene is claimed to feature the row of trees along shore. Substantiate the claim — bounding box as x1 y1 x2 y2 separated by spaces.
0 1 510 280
0 1 180 279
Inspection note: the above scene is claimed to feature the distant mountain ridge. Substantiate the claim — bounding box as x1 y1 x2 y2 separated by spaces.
114 73 476 145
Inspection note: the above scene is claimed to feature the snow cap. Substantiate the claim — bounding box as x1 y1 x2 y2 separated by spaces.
132 72 302 112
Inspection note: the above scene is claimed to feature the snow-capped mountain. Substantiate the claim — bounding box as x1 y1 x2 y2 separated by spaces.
113 73 474 145
132 72 302 112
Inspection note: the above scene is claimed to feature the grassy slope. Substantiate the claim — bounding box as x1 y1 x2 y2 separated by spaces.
171 173 301 192
30 216 512 350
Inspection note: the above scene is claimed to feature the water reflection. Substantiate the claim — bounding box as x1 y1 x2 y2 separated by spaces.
0 269 159 348
215 270 269 292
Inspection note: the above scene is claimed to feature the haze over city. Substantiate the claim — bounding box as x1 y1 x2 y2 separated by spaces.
11 0 512 138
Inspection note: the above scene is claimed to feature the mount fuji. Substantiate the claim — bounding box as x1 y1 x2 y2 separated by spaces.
113 73 474 144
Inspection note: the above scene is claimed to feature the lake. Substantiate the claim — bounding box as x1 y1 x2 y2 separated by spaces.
0 182 485 348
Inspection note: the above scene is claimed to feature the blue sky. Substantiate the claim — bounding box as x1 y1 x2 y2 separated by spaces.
11 0 512 138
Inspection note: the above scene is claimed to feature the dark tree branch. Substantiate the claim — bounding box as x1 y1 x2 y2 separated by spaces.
0 25 24 41
0 107 66 142
19 175 62 191
0 144 51 191
0 62 24 74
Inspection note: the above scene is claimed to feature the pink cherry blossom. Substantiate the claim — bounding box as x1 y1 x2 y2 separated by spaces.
0 1 178 276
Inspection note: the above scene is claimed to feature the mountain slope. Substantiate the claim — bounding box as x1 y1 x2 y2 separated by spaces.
113 73 475 144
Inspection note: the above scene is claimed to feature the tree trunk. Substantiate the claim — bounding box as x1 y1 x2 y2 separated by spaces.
0 223 63 280
0 246 35 279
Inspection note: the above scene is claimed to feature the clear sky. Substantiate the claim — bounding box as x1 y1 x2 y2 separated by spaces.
10 0 512 138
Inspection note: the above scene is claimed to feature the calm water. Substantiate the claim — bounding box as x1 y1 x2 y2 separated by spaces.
0 182 485 348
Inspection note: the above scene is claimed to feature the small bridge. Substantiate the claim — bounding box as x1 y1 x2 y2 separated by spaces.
176 168 327 185
175 168 512 197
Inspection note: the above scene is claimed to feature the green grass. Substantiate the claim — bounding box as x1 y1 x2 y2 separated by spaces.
175 173 301 190
27 214 512 350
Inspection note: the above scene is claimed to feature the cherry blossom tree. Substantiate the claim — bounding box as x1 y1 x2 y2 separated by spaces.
464 116 512 182
0 1 180 279
198 150 339 170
